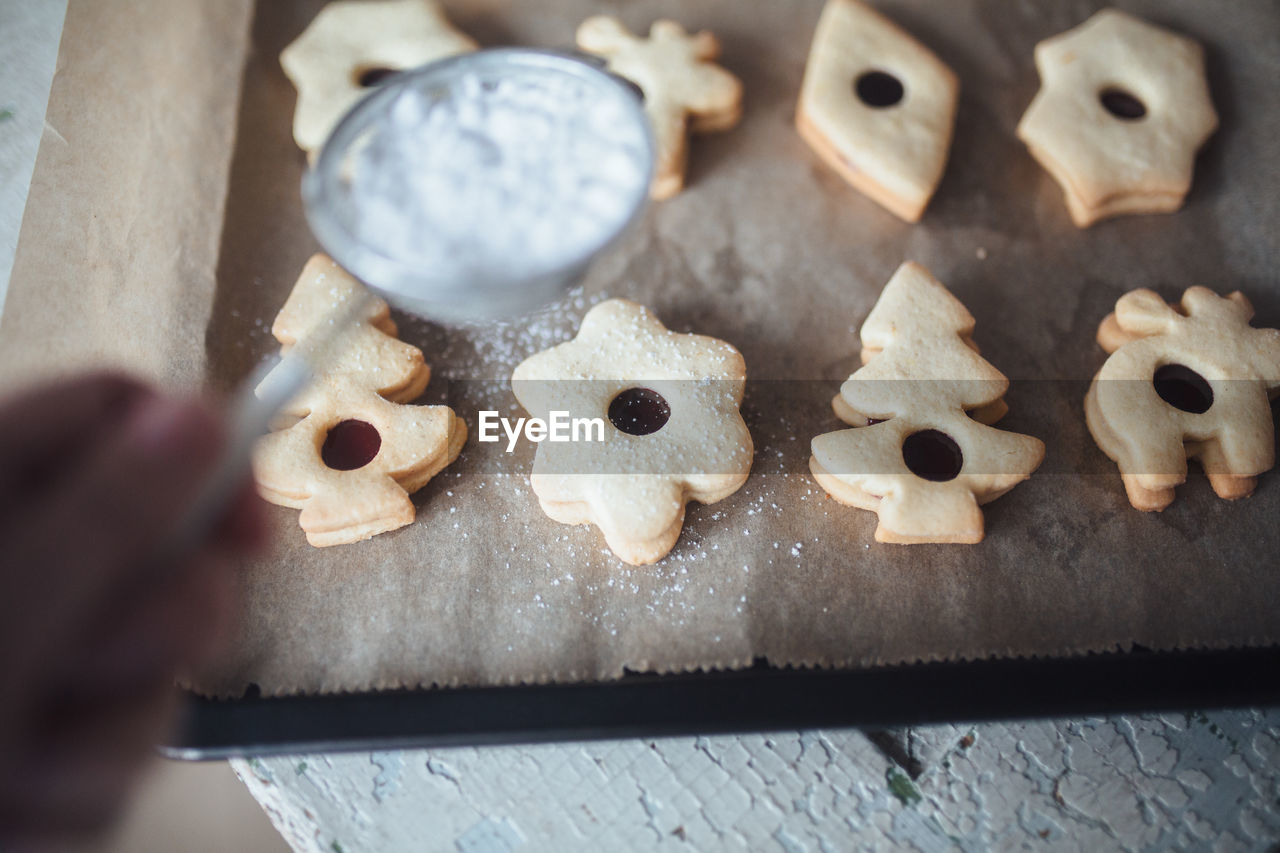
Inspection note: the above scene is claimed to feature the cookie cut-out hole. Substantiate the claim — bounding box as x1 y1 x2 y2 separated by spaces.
321 419 382 470
1153 364 1213 414
608 388 670 436
902 429 963 482
1100 87 1147 120
356 66 399 88
855 71 904 108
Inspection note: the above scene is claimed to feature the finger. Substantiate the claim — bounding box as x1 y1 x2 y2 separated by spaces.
2 682 175 840
20 395 228 616
0 371 144 453
215 476 270 553
3 397 228 682
0 372 149 507
64 551 240 696
33 680 176 761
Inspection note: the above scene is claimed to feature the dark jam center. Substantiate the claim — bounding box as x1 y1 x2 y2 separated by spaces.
855 70 905 108
902 429 963 482
1153 364 1213 414
608 388 671 436
1100 87 1147 120
321 419 382 470
357 66 399 88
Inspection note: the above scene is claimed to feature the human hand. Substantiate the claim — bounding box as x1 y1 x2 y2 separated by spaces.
0 373 266 843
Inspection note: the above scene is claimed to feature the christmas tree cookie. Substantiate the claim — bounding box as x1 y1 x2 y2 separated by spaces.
810 263 1044 543
252 254 466 546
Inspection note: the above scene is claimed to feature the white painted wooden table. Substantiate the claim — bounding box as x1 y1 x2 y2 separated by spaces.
2 4 1277 851
233 712 1280 851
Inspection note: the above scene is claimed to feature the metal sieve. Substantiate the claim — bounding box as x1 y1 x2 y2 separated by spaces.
302 48 655 324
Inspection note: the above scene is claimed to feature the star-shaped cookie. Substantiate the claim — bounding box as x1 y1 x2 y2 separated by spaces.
281 0 476 155
1016 9 1218 227
1085 287 1280 511
576 17 742 200
512 299 752 565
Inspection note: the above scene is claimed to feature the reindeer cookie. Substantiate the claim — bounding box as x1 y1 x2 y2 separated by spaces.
281 0 476 155
796 0 959 223
252 254 466 546
576 17 742 200
1085 287 1280 511
1016 9 1218 228
810 263 1044 544
512 299 752 565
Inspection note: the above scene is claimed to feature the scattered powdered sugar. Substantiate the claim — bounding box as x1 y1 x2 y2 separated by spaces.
345 70 649 281
395 285 609 380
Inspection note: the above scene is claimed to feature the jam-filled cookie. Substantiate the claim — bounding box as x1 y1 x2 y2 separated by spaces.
1086 287 1280 510
796 0 959 223
1016 9 1218 227
281 0 476 156
512 299 752 565
252 254 465 546
810 263 1044 543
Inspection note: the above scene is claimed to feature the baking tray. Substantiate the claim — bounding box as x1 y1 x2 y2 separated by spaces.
186 0 1280 731
9 0 1275 752
163 645 1280 758
175 0 1280 701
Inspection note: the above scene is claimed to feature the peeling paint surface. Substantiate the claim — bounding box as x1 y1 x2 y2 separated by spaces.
232 710 1280 851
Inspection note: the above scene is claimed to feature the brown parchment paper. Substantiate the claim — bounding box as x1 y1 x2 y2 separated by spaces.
0 0 254 390
4 0 1278 697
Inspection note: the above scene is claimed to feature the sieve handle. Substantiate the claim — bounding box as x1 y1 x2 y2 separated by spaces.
148 292 374 572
